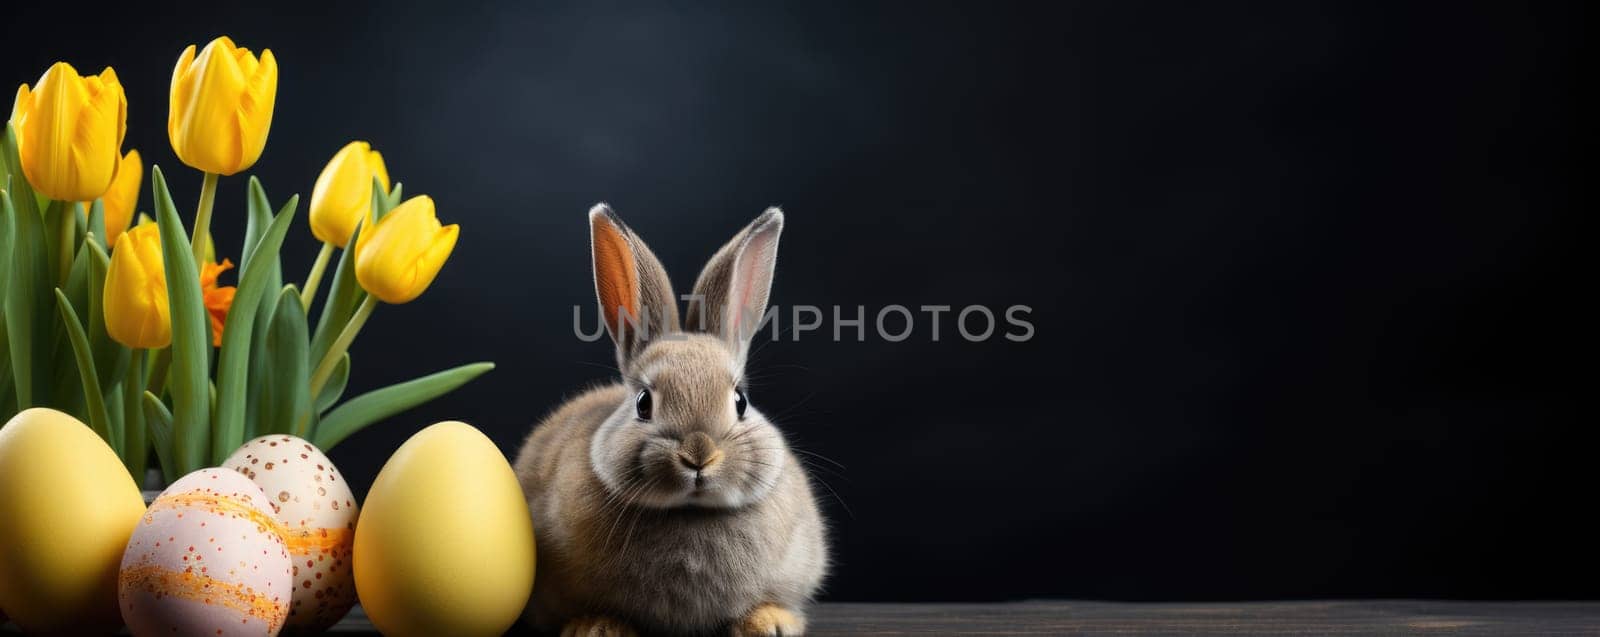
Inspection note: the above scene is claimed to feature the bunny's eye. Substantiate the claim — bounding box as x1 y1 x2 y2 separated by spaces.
635 389 653 422
734 389 748 420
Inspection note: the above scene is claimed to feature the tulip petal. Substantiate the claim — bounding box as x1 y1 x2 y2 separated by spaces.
10 84 30 131
410 224 460 298
180 38 247 174
370 149 390 192
168 45 197 144
102 149 142 247
104 67 128 155
234 48 277 174
67 68 123 199
22 63 84 199
233 45 259 77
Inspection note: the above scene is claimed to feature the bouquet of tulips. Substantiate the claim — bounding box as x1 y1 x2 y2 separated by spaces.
0 36 492 483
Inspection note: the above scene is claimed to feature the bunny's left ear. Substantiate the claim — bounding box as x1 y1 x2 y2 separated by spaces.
685 207 784 364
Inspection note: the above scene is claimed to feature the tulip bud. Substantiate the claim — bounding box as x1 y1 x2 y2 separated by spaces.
103 223 171 349
100 150 143 247
168 36 277 176
310 141 390 247
355 195 459 304
9 62 128 201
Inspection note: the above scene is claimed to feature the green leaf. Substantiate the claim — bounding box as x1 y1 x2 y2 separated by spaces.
0 318 13 416
3 174 50 408
313 362 494 451
4 191 50 408
142 391 177 483
0 124 42 219
104 381 125 461
240 177 284 274
55 288 115 451
310 177 395 364
73 201 88 248
45 234 94 412
123 355 148 482
242 180 287 440
0 187 9 414
1 124 45 411
86 199 107 249
1 191 11 307
244 332 271 440
212 187 297 464
152 165 210 475
263 286 311 438
314 353 350 415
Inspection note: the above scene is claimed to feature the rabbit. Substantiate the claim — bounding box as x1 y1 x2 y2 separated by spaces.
514 204 828 636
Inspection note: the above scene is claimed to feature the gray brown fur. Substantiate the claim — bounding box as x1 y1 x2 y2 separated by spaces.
515 205 828 636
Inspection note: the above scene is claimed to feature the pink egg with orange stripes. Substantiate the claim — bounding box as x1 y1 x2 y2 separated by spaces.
224 435 359 633
118 468 292 636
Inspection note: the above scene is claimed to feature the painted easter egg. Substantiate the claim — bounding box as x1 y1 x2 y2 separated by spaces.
223 435 358 632
0 408 146 634
118 468 292 636
354 421 536 637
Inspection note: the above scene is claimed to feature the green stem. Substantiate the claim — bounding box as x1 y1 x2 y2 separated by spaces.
146 347 171 396
54 200 74 285
124 349 148 482
309 294 378 397
301 241 335 307
190 172 218 266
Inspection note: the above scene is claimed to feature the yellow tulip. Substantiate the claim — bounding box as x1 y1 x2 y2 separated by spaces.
9 62 127 202
103 223 171 349
355 195 459 304
311 141 391 247
100 150 142 247
168 36 277 176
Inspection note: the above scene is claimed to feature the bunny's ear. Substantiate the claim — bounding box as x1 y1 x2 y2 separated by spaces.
590 204 679 367
685 207 784 364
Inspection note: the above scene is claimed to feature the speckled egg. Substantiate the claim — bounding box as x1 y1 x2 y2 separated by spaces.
223 435 359 632
119 468 292 636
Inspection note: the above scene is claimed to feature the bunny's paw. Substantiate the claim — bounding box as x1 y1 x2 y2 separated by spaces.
734 603 806 636
562 615 637 637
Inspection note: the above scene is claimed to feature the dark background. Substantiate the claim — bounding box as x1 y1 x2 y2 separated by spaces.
6 1 1588 601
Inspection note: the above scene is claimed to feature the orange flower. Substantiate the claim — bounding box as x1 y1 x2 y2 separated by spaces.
201 259 237 347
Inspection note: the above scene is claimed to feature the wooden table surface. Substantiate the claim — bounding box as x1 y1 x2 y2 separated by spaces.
9 601 1599 635
338 600 1600 635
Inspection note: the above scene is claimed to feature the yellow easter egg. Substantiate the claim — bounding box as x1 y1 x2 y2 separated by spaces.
353 421 535 637
0 408 146 634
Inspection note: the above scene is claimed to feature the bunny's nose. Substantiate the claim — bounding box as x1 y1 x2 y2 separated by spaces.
677 431 724 471
678 455 709 471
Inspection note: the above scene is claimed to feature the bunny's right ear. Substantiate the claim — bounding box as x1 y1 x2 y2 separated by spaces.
590 204 679 368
